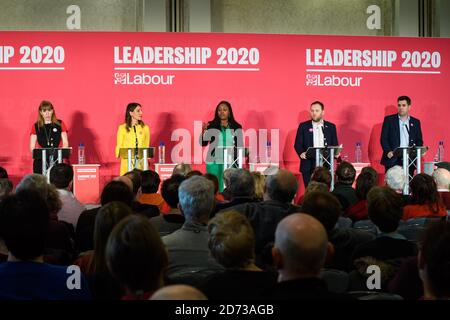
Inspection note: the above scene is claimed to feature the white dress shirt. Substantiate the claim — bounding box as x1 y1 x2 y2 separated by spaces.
312 120 325 148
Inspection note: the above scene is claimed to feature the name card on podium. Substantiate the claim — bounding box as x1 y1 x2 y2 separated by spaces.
73 164 100 204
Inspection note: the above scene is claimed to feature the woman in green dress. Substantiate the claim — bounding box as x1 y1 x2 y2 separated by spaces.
201 101 243 192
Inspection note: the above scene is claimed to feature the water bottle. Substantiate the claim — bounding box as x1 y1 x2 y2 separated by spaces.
158 142 165 164
266 141 271 163
438 141 445 162
355 142 362 163
78 143 85 164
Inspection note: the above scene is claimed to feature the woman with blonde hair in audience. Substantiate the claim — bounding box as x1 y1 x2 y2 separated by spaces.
251 171 265 202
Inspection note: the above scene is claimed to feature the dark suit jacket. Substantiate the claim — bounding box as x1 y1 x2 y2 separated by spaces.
294 120 338 171
380 114 423 167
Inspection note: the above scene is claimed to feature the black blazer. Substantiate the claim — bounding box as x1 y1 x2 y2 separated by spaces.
380 114 423 166
200 121 244 163
294 120 338 170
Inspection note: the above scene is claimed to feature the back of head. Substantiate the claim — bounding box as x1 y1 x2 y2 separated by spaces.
106 215 167 296
208 211 255 269
150 285 207 300
161 175 186 209
0 190 49 260
16 174 48 198
16 174 61 214
420 220 450 299
0 166 8 179
305 181 329 195
385 165 406 191
274 213 328 277
433 168 450 190
223 168 238 188
123 169 142 196
251 171 265 201
301 191 341 235
49 163 74 189
335 161 356 185
172 163 192 177
310 166 332 188
410 173 442 209
178 176 215 223
0 179 13 201
141 170 161 194
265 169 298 203
93 202 133 273
204 173 219 195
355 169 378 200
367 186 403 233
228 169 255 198
101 180 134 207
186 170 203 178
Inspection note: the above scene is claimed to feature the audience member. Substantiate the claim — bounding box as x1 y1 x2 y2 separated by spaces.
106 215 167 300
0 190 91 299
16 174 73 253
214 169 256 214
76 180 134 253
139 170 165 211
385 165 406 193
418 220 450 299
403 173 447 220
302 191 375 271
0 178 13 202
251 171 265 202
433 168 450 209
75 201 132 299
150 175 186 236
50 163 85 228
352 187 417 286
332 161 358 211
162 176 223 282
221 167 238 201
150 285 207 300
124 169 159 218
296 166 331 205
268 213 350 300
204 173 225 202
345 168 378 221
225 169 300 267
172 163 192 177
186 170 203 178
202 211 277 300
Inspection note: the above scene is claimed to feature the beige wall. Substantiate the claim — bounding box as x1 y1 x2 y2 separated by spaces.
0 0 141 31
0 0 448 37
211 0 394 36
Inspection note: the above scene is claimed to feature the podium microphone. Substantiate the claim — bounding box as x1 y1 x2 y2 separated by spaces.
133 125 139 167
321 125 328 147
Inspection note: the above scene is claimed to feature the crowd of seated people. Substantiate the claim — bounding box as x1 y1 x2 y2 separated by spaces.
0 161 449 301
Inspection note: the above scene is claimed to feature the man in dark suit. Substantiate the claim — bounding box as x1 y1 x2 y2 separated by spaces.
294 101 339 187
380 96 423 173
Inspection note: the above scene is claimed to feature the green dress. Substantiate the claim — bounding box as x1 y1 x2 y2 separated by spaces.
206 125 234 192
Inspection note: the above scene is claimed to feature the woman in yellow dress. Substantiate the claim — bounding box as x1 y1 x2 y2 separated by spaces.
116 102 150 175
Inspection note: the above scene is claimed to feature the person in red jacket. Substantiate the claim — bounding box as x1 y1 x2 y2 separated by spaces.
403 173 447 220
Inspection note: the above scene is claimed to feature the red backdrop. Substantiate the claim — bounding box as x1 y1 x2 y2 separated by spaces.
0 32 449 193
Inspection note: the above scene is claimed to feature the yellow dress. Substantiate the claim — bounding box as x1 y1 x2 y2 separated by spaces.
115 123 150 175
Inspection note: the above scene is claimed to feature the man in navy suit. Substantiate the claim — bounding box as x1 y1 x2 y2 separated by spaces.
294 101 339 187
380 96 423 173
